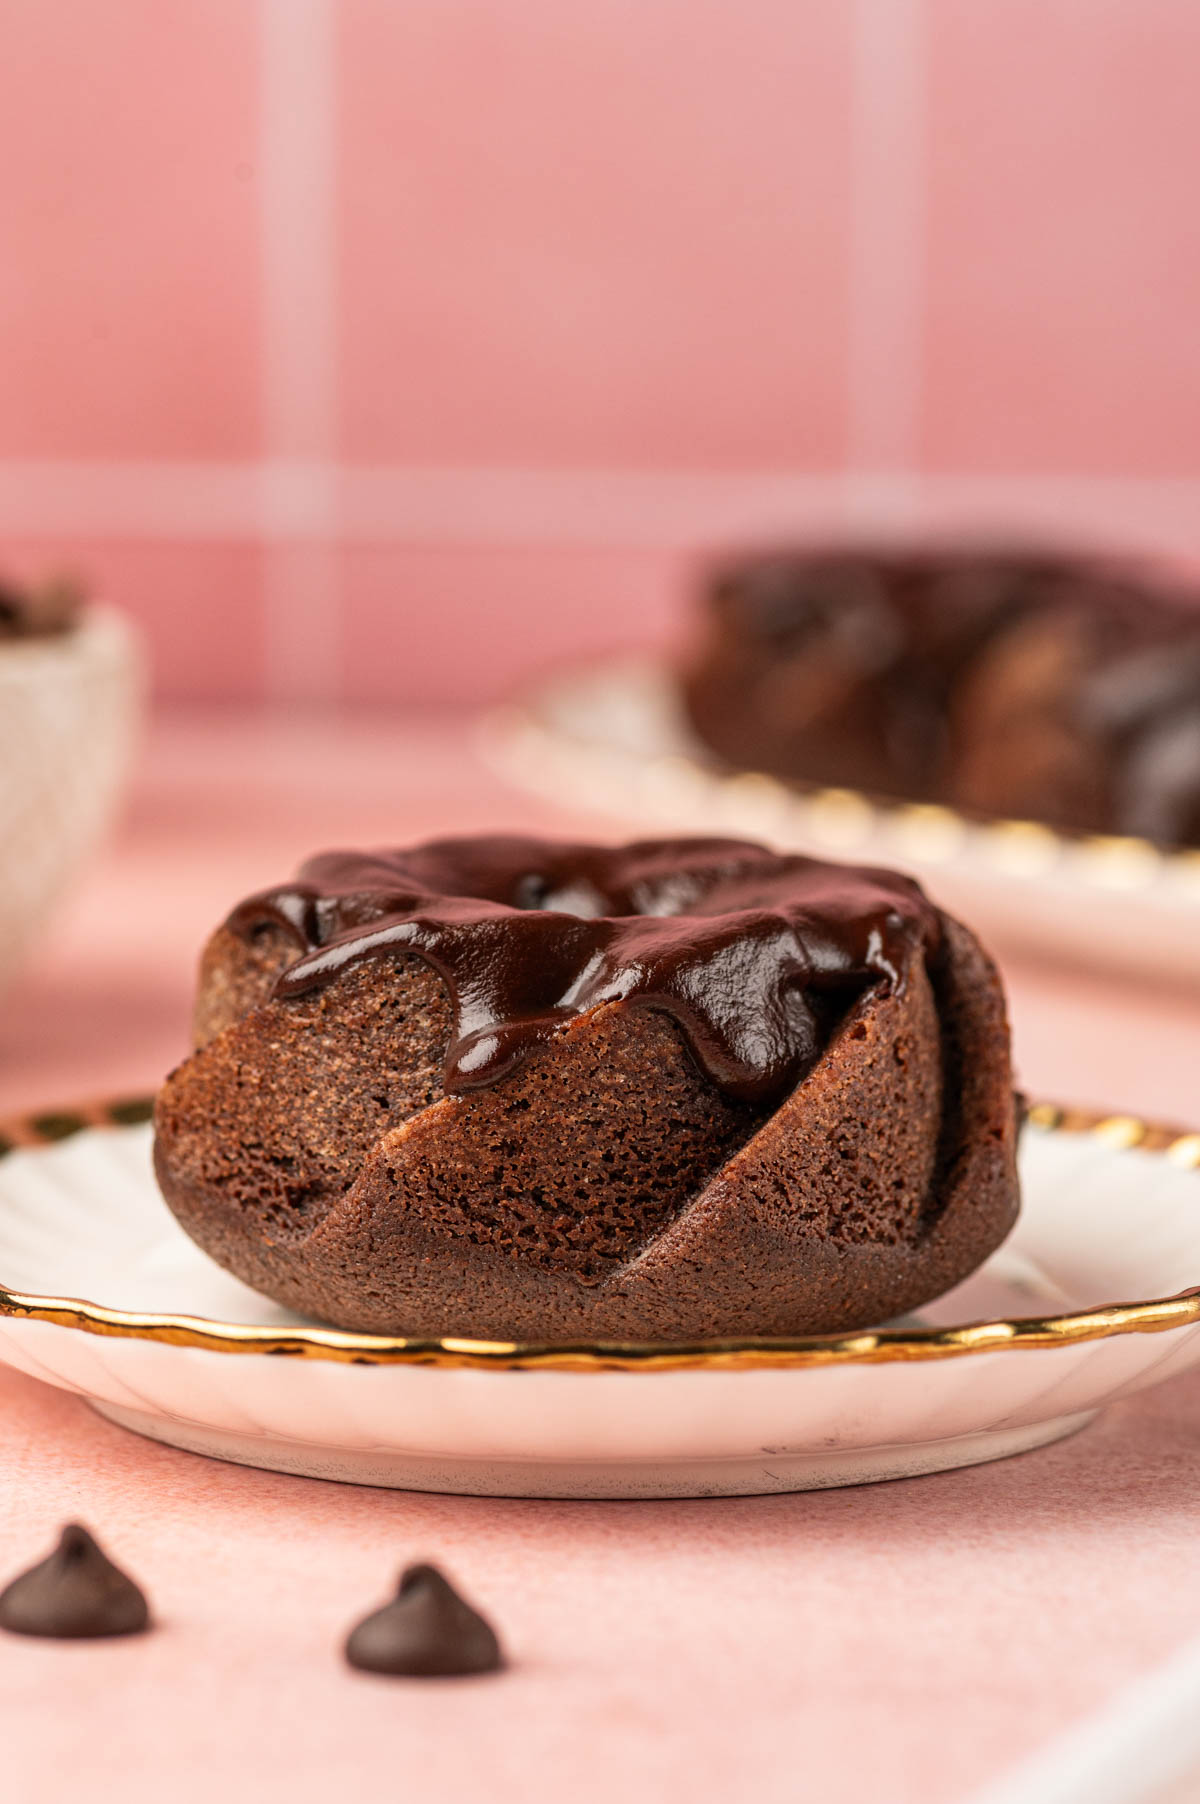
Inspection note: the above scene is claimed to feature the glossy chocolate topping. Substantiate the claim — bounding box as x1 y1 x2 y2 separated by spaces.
344 1563 505 1677
227 836 939 1105
0 1524 151 1639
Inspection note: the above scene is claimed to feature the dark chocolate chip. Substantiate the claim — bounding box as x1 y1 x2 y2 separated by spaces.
344 1562 504 1677
0 1524 151 1639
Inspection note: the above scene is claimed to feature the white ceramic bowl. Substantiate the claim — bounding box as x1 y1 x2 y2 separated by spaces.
0 605 143 993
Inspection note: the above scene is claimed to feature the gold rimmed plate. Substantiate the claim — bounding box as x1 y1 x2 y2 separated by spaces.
482 654 1200 985
0 1097 1199 1497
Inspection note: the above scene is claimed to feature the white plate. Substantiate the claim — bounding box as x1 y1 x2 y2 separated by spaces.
1 1101 1199 1499
483 654 1200 985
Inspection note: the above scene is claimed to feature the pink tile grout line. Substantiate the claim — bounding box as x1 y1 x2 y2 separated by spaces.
259 0 341 705
846 0 927 478
6 464 1200 556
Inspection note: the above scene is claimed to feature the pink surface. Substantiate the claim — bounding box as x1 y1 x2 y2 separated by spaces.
2 708 1200 1802
1 1362 1199 1804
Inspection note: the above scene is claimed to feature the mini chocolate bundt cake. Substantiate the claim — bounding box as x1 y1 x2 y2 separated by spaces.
153 836 1019 1341
683 546 1200 847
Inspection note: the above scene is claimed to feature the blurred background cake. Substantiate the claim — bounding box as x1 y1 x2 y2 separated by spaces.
682 546 1200 847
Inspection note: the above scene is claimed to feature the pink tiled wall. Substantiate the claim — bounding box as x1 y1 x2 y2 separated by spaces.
2 0 1200 703
0 2 261 460
340 0 851 469
923 0 1200 474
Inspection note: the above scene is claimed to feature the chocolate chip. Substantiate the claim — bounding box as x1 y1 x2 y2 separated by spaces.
345 1563 504 1677
0 1524 151 1639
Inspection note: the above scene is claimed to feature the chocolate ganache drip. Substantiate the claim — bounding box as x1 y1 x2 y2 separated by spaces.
227 836 939 1105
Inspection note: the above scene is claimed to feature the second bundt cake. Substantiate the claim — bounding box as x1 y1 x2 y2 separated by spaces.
153 835 1019 1341
683 545 1200 847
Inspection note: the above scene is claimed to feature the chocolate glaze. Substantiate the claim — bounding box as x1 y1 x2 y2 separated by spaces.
344 1563 504 1677
0 1524 150 1639
227 837 939 1106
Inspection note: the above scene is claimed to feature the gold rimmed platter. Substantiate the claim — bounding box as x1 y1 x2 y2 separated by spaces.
0 1096 1197 1497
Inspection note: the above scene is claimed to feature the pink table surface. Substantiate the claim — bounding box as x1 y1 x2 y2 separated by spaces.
2 707 1200 1804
